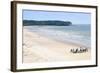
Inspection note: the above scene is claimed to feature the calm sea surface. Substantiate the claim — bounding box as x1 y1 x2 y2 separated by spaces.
24 25 91 48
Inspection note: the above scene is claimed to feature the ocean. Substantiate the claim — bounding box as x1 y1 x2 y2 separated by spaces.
24 25 91 48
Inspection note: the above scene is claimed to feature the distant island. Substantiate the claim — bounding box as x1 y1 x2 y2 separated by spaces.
23 20 72 26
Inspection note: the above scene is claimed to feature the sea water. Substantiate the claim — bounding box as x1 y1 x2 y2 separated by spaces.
24 25 91 48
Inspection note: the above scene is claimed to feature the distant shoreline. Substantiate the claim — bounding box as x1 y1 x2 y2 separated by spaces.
23 20 72 26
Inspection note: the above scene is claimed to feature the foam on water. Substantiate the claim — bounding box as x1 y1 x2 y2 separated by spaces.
24 25 91 48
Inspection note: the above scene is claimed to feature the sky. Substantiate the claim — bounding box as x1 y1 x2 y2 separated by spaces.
23 10 91 25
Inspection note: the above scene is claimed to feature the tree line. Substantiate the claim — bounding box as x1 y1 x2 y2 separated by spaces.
23 20 72 26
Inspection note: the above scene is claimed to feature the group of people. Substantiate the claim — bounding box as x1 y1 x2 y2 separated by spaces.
70 47 88 54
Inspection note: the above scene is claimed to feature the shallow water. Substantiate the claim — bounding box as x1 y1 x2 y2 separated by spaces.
24 25 91 48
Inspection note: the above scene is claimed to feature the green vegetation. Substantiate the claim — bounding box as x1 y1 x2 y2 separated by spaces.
23 20 72 26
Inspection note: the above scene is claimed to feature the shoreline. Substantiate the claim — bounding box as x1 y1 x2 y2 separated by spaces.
24 26 91 48
23 28 91 63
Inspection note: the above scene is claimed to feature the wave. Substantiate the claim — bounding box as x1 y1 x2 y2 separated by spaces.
24 26 91 48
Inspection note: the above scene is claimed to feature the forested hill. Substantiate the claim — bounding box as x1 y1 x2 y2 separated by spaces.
23 20 72 26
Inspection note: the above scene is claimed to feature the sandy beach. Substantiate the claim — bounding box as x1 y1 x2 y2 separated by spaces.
23 28 91 63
